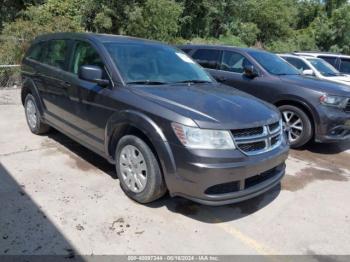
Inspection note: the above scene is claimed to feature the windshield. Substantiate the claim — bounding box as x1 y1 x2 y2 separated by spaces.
307 58 340 76
248 51 300 75
104 42 212 84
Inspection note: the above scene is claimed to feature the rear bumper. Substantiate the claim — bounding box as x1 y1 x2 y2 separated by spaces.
166 140 289 206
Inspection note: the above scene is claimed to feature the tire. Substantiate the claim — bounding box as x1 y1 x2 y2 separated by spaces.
24 94 50 135
279 105 313 148
115 135 167 204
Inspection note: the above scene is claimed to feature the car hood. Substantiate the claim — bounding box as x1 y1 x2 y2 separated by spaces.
326 75 350 85
129 83 280 129
279 75 350 95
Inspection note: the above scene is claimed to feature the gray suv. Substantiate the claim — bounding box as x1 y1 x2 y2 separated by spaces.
21 33 288 205
180 45 350 148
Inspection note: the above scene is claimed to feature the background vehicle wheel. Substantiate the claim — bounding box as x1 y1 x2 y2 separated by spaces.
115 135 167 204
24 94 50 135
279 105 313 148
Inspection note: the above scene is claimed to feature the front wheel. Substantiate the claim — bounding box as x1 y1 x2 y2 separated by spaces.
279 105 313 148
115 135 167 204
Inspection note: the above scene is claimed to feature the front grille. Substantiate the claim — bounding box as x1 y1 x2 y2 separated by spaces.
231 127 263 138
231 120 282 155
238 141 266 152
271 134 281 146
245 167 278 189
204 165 281 195
269 122 280 133
345 100 350 112
205 181 240 195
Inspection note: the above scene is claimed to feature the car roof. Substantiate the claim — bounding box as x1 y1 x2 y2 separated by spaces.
32 32 164 45
178 44 268 54
278 53 320 60
295 51 350 59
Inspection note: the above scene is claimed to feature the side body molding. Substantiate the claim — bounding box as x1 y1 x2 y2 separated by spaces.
105 110 177 181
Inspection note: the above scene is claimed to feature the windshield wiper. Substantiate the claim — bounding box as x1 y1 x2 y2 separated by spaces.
126 80 168 85
172 80 212 84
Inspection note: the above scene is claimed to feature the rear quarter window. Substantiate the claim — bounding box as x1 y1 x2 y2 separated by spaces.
192 49 221 69
26 42 46 61
42 39 69 70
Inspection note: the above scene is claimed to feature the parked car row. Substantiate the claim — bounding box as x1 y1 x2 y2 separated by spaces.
20 33 349 206
179 45 350 148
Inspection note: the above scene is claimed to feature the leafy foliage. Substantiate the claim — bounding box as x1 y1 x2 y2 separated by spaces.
1 0 350 64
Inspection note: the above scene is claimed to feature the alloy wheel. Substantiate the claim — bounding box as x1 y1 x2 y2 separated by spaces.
282 110 303 143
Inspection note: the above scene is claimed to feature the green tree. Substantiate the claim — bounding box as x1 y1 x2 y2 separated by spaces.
125 0 183 41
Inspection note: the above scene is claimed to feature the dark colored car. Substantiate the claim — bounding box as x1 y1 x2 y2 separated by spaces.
21 33 288 206
180 45 350 148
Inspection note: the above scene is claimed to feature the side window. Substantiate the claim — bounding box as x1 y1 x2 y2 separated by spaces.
27 42 45 61
220 51 251 73
192 49 220 69
71 41 104 74
284 57 310 72
319 56 337 67
339 58 350 74
181 48 192 54
42 40 68 70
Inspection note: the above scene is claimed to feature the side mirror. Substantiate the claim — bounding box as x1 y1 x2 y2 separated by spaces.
302 69 314 76
243 65 258 78
78 65 109 86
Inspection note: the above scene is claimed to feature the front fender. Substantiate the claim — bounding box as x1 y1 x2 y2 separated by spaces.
105 110 177 179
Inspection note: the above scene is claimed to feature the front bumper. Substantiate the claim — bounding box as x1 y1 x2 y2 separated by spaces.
166 141 289 206
315 106 350 143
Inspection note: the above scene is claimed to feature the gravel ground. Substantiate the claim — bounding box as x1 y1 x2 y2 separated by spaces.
1 88 350 256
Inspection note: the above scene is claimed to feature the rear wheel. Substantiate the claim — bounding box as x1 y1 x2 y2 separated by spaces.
279 105 312 148
115 135 166 204
24 94 50 135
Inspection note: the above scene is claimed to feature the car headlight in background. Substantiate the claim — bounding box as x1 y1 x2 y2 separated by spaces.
172 123 235 149
320 94 349 108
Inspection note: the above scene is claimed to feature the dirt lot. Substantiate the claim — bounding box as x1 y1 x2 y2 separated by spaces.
1 88 350 256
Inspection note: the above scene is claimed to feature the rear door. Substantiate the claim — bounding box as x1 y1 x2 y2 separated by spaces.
37 39 74 124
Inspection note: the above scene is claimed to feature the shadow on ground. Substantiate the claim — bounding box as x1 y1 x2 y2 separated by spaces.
46 129 281 223
0 163 84 259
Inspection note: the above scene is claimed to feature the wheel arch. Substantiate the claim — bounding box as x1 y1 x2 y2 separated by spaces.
105 110 177 183
21 78 45 115
274 97 318 139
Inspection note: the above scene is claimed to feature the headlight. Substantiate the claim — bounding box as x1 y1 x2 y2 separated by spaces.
172 123 235 149
320 94 349 108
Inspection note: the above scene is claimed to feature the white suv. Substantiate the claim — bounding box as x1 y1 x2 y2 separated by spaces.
294 52 350 76
279 53 350 86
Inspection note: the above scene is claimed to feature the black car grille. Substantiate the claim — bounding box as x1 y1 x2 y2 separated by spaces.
245 167 278 189
205 181 240 195
238 141 266 152
231 127 264 138
231 121 282 155
204 165 281 195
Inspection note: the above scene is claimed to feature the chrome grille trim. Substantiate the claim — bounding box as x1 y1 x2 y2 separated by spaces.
232 120 283 156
